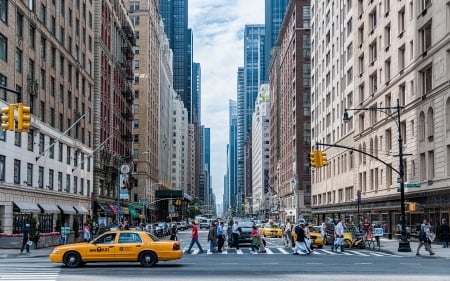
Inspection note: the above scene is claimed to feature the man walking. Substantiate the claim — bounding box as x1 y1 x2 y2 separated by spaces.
284 218 293 247
208 222 218 253
416 219 435 256
231 220 240 250
333 218 345 252
186 221 204 254
293 223 311 255
217 221 225 252
20 223 31 254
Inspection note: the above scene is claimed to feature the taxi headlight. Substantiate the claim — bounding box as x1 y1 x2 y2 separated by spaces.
52 249 61 254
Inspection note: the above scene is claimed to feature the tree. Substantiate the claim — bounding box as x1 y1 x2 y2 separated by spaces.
29 216 40 247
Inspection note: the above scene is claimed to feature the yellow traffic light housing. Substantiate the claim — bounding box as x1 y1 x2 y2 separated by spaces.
309 151 320 167
1 104 15 131
18 103 31 132
320 151 328 166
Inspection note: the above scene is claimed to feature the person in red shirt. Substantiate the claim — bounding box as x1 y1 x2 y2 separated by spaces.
362 218 371 239
186 221 204 254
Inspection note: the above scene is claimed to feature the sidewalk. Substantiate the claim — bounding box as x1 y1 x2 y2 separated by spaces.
377 237 450 258
0 246 54 259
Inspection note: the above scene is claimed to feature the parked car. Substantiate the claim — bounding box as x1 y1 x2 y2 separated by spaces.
49 230 183 268
176 222 187 231
154 222 169 237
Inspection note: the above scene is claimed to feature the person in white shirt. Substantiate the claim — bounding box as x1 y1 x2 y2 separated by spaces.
284 218 292 247
332 218 345 252
231 221 240 250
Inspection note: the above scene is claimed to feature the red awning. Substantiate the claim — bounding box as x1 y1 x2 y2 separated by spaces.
106 202 118 215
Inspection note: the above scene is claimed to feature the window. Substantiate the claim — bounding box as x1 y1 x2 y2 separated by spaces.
129 1 140 12
50 16 56 35
0 155 4 181
347 18 353 37
15 131 21 146
132 16 140 26
398 7 405 34
384 24 391 49
38 166 44 188
0 74 6 100
0 33 6 61
66 174 70 192
29 25 36 49
57 172 62 191
66 146 71 164
16 13 24 37
48 169 54 189
427 107 434 140
369 41 377 63
420 21 432 53
0 0 7 23
27 130 34 151
16 49 22 73
347 43 353 62
420 65 432 94
40 4 46 23
370 9 377 31
14 159 21 184
398 45 405 71
385 59 391 82
358 24 364 46
419 111 425 141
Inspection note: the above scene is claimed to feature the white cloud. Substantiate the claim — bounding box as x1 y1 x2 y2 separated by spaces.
189 0 264 205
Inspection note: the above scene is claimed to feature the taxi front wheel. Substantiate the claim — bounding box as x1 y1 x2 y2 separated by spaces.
63 251 82 268
139 251 157 267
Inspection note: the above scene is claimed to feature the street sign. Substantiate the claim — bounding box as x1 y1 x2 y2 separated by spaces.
405 183 421 188
373 228 384 236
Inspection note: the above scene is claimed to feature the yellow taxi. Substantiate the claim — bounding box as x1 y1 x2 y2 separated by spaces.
260 223 283 238
291 225 324 248
49 230 183 268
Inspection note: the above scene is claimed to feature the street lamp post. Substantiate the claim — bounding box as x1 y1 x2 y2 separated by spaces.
344 99 411 252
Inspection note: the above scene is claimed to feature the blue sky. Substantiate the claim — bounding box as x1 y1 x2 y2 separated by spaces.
188 1 264 205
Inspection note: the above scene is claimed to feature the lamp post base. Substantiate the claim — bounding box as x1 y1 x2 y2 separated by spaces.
398 237 412 252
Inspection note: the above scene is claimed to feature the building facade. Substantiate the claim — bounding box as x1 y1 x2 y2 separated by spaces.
0 0 94 234
251 84 270 218
269 0 312 223
311 0 450 233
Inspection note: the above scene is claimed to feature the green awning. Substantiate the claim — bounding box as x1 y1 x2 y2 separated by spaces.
128 205 139 219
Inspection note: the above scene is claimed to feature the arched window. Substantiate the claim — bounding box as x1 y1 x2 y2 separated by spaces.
374 136 378 158
363 142 367 164
427 107 434 141
370 138 374 158
419 111 425 141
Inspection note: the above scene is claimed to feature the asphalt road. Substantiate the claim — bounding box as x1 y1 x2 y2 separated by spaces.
2 230 449 281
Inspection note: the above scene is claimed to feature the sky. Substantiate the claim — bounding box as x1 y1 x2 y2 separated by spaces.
188 1 265 206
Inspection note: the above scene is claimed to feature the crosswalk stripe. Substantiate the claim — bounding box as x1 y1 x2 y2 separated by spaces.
277 247 289 254
264 248 274 254
368 252 385 256
347 250 370 256
236 249 244 255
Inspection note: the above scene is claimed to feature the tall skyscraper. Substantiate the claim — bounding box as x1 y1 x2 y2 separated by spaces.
227 99 238 213
159 0 191 121
264 0 289 82
236 25 265 213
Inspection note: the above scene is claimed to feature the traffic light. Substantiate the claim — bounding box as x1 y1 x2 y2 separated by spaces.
1 104 15 131
319 151 328 166
309 151 320 167
18 103 31 132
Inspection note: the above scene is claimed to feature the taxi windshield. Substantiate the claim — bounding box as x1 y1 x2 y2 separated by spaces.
145 231 160 241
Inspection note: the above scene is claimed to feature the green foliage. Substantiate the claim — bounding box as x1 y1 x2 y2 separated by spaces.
73 217 80 238
29 216 40 245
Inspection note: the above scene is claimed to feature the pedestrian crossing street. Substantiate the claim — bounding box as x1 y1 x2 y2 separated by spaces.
183 247 401 257
0 257 61 281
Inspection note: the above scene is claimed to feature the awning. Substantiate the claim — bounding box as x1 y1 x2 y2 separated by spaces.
112 203 123 216
57 205 77 214
13 201 40 213
95 201 114 216
74 206 89 214
38 203 60 214
128 205 139 219
106 202 118 215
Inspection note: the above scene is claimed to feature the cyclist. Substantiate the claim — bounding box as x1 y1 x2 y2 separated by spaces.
362 218 372 240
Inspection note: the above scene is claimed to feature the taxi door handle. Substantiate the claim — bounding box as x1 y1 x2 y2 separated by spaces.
136 245 141 248
109 246 114 248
